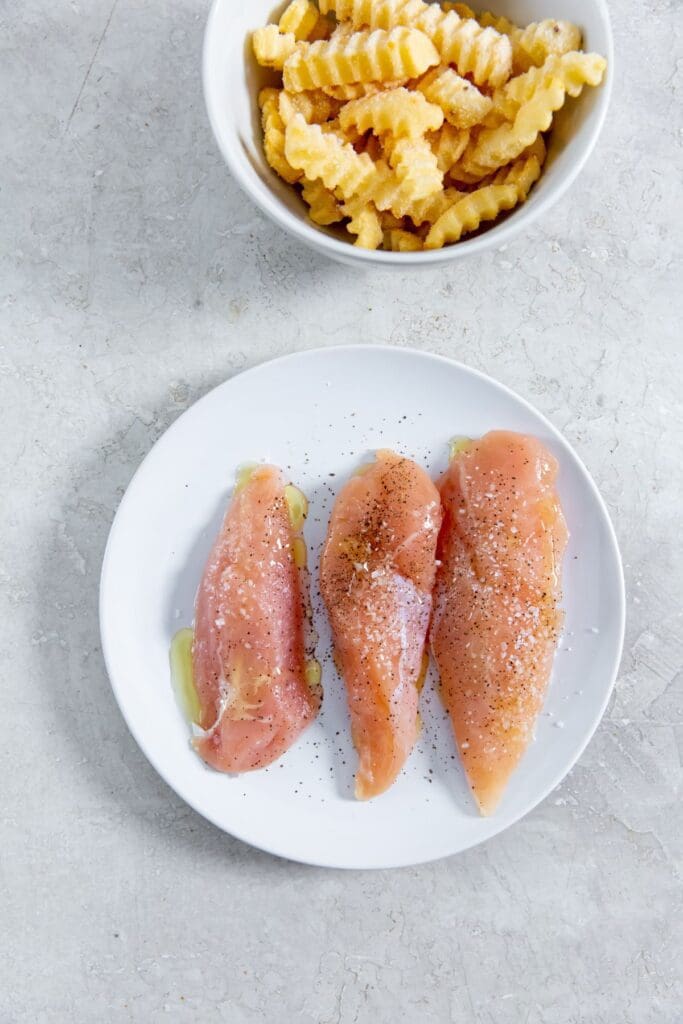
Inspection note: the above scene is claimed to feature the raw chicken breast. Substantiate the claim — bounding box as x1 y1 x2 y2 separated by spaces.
191 464 321 772
320 450 442 799
430 432 568 815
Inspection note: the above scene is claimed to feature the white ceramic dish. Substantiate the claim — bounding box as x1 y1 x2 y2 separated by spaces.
100 346 625 868
203 0 613 267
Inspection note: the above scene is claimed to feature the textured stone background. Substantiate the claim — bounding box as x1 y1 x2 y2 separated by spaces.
2 0 681 1021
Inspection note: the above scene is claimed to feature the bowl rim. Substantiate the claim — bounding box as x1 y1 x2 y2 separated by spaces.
202 0 614 265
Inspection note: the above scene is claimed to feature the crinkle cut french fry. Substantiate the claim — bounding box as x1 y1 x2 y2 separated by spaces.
489 151 543 199
301 178 344 224
428 123 469 173
342 200 384 248
339 87 443 137
460 76 569 175
259 88 302 183
283 27 439 91
492 52 607 121
386 136 443 200
353 160 442 219
279 0 321 40
424 183 520 248
253 25 299 69
480 12 583 73
384 228 423 251
279 88 342 125
514 19 582 70
413 5 513 88
416 66 493 129
319 0 513 87
408 185 465 225
284 113 375 198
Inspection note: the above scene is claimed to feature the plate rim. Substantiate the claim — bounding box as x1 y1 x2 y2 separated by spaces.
99 345 626 868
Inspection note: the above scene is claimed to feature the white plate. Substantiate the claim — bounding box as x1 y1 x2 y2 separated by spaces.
100 347 625 869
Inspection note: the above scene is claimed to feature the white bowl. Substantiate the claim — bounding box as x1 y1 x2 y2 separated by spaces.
203 0 613 267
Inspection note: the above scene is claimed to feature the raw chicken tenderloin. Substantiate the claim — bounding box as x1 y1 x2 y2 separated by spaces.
320 450 442 799
192 465 321 772
430 432 568 815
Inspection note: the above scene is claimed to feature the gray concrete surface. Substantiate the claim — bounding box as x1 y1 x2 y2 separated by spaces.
2 0 681 1021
